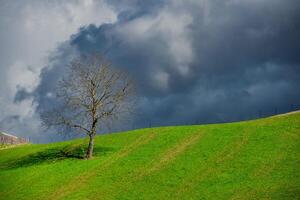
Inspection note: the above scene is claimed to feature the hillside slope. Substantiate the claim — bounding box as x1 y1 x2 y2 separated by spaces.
0 112 299 200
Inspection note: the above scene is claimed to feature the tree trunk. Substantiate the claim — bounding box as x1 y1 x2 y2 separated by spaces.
86 134 95 159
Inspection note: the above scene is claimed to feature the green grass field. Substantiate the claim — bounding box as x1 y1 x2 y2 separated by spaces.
1 112 299 200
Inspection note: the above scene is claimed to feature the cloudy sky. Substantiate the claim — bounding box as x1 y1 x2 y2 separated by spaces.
0 0 299 142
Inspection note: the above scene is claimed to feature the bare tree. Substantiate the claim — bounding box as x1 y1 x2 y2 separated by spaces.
41 54 134 159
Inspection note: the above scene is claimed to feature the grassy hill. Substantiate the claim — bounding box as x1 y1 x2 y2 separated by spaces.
0 112 299 200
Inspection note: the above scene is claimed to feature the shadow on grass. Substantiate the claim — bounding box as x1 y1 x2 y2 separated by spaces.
1 144 115 170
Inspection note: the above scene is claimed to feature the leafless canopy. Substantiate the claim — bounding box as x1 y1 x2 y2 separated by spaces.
41 54 134 158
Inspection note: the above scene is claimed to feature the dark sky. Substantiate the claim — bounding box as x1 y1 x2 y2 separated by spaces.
1 0 300 142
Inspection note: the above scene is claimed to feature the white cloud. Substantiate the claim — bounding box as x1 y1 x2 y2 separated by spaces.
156 11 193 75
6 61 38 95
118 1 194 76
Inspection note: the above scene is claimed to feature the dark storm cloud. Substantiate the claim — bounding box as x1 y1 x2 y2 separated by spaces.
34 44 79 113
34 0 300 133
14 88 31 103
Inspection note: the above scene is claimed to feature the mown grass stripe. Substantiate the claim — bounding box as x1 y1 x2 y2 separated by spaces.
86 131 204 200
173 130 249 199
137 133 203 177
47 132 156 200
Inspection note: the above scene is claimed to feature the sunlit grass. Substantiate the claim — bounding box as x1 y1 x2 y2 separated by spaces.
0 112 299 200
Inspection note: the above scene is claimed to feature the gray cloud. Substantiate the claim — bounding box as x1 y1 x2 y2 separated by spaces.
35 0 300 132
2 0 300 142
